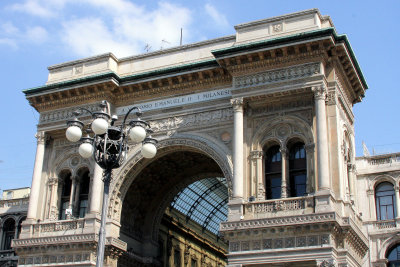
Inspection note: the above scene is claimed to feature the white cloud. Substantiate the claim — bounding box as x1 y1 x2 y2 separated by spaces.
26 26 48 44
60 1 192 57
204 3 229 29
0 38 18 49
6 0 194 57
8 0 69 18
61 18 136 57
1 22 19 35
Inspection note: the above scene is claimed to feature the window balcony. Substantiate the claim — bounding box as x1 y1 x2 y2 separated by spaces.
243 196 315 220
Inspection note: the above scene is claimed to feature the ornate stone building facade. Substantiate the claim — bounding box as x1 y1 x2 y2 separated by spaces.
0 187 29 266
12 8 399 267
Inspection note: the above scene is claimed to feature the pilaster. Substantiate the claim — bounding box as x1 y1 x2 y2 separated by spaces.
250 150 263 200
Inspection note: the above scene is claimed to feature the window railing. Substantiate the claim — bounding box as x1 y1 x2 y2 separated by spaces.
372 220 397 229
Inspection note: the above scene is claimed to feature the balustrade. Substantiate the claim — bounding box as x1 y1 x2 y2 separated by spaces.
244 196 314 218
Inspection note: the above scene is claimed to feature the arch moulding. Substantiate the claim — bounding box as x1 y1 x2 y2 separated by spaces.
109 133 233 221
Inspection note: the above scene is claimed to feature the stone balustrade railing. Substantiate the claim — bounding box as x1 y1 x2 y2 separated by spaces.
0 198 29 208
363 219 399 233
244 196 314 219
32 219 85 235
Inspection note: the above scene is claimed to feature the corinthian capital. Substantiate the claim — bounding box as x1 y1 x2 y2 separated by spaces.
35 131 46 144
250 150 263 159
230 97 244 112
312 85 327 101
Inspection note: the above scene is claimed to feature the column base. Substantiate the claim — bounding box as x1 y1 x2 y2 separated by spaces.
228 198 244 221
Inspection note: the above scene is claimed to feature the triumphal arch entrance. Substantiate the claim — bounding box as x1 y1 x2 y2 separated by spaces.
14 9 369 267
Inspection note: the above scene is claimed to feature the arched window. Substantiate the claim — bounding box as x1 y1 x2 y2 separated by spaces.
59 171 72 220
289 142 307 197
2 218 16 250
265 145 282 199
375 182 396 220
386 244 400 266
78 170 90 218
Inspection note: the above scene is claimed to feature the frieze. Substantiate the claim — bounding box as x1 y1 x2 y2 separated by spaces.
234 62 320 89
149 108 233 133
39 103 101 124
251 99 313 121
228 234 330 252
19 253 91 265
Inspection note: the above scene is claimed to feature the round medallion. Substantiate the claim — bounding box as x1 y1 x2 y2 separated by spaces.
221 132 231 143
276 124 290 138
70 156 80 166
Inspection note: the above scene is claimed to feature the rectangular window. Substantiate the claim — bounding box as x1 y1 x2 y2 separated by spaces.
174 249 181 267
60 200 69 220
79 199 88 218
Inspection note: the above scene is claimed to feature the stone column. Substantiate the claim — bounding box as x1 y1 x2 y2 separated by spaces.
231 97 244 199
313 85 330 191
73 178 82 217
280 148 288 198
305 144 315 194
395 186 400 219
67 176 79 218
89 163 104 214
250 151 263 200
27 131 46 221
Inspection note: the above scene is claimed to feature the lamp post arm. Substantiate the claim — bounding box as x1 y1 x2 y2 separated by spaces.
121 106 145 130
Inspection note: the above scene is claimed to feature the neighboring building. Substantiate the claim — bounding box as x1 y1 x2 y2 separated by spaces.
11 8 398 267
356 153 400 267
0 187 29 267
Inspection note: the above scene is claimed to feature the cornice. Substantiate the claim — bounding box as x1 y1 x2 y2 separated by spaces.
234 9 321 30
24 60 219 97
212 27 367 91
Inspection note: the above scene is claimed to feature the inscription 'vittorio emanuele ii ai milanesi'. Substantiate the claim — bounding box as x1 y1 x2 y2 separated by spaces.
116 88 232 114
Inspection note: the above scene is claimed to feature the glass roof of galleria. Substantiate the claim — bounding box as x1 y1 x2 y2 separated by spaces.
170 177 228 235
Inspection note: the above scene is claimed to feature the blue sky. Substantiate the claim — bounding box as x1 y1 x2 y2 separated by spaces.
0 0 399 192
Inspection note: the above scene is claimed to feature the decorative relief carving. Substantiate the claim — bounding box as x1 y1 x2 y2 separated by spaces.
70 156 80 166
318 259 336 267
312 85 327 101
227 235 330 253
230 242 239 252
273 23 283 32
234 63 320 89
230 97 244 112
326 90 337 105
35 131 46 144
241 241 250 251
39 103 100 124
276 124 291 138
149 108 233 133
250 151 263 159
252 101 313 121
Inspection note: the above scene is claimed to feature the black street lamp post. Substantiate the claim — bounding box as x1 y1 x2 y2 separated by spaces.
65 100 157 267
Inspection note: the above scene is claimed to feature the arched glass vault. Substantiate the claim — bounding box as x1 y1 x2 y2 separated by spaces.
170 177 228 235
